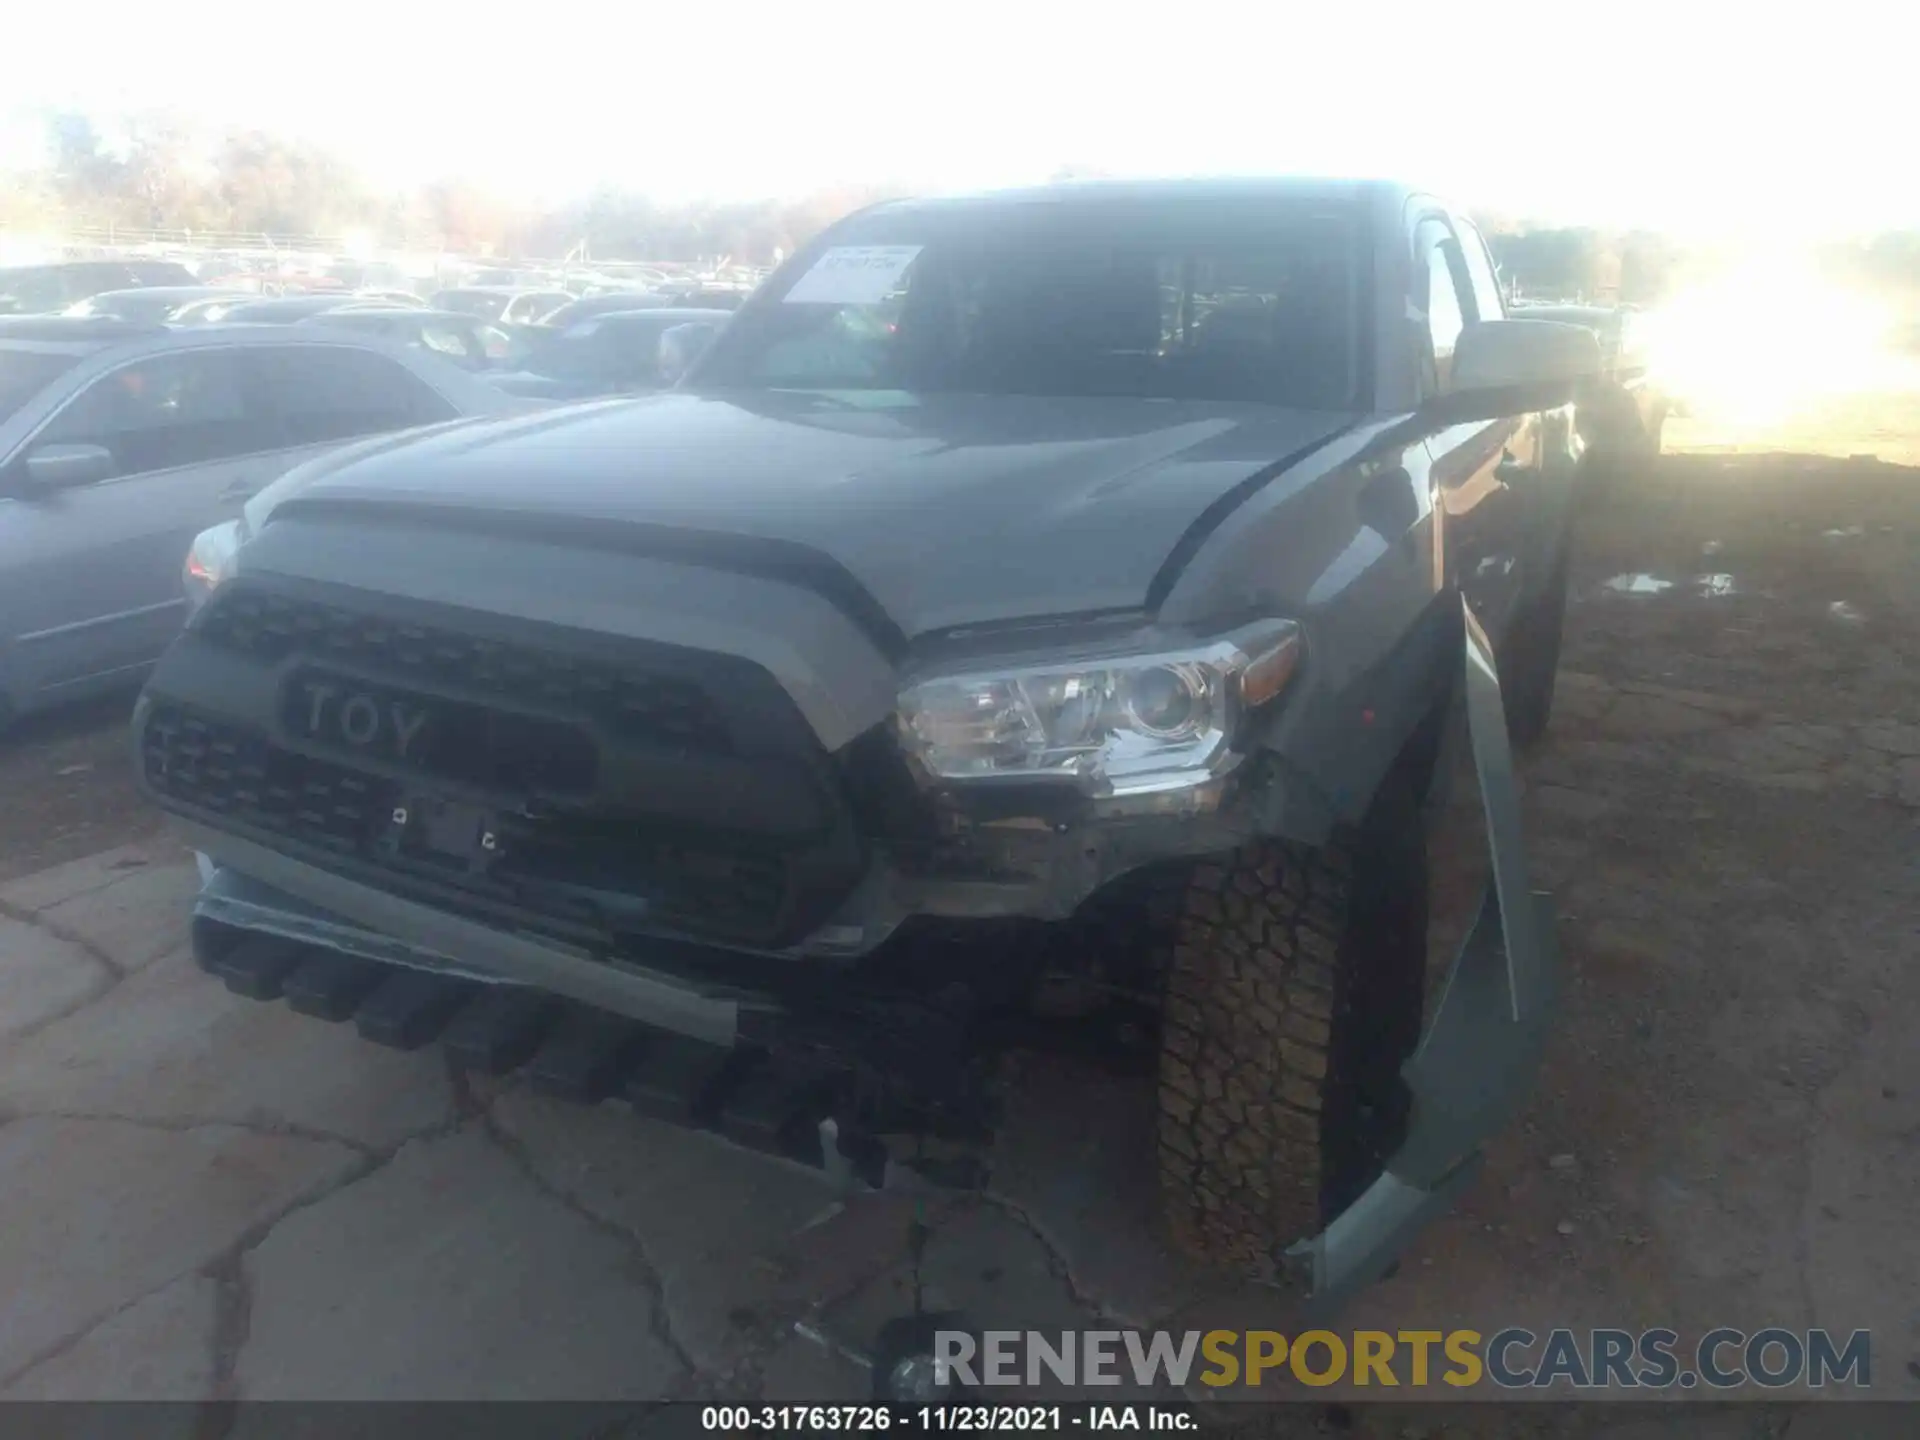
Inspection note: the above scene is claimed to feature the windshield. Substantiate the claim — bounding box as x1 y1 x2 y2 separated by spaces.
696 198 1364 408
0 350 81 424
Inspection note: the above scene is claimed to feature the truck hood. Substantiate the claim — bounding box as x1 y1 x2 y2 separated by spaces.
258 389 1358 639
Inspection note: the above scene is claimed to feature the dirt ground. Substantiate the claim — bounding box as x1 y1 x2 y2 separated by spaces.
0 430 1916 1430
0 693 166 883
1666 359 1920 470
1313 446 1920 1430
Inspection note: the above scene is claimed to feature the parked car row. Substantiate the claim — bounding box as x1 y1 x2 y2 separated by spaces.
1 254 765 324
4 274 736 388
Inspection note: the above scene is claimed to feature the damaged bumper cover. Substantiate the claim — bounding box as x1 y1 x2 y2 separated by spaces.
1288 599 1560 1312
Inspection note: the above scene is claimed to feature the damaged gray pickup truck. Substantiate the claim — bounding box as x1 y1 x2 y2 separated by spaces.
135 178 1600 1306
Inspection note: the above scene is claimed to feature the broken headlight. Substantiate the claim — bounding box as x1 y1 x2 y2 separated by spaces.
895 621 1301 797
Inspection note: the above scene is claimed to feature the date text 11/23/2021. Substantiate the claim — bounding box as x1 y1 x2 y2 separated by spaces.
701 1407 1197 1432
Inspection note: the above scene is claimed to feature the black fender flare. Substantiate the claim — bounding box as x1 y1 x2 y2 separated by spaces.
1246 586 1466 845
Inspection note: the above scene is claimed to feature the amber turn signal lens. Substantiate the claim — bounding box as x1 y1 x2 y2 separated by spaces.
1239 630 1302 710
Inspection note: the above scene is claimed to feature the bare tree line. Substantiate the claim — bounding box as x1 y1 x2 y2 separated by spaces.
0 110 906 264
6 111 1919 303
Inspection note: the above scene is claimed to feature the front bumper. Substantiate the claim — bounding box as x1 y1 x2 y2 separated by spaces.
185 864 903 1186
186 830 739 1044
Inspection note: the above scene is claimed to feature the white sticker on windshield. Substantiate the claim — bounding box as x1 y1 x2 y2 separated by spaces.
783 245 922 305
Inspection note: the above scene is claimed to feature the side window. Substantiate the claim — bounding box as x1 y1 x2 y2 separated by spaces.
1417 224 1469 393
1456 223 1504 322
37 352 266 477
256 347 457 445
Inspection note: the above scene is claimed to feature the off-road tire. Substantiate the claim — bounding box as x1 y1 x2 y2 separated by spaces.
1500 540 1571 749
1156 784 1427 1280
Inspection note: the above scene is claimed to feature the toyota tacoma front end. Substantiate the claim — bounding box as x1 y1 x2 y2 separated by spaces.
137 177 1594 1304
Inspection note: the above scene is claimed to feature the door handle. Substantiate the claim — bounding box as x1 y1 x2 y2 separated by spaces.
219 482 257 502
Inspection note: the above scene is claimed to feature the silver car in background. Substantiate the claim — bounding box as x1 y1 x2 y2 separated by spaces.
0 320 520 726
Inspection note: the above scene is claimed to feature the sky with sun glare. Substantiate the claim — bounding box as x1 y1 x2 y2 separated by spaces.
1 1 1907 237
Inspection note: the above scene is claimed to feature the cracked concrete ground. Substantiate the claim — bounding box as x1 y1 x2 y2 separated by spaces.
0 455 1916 1436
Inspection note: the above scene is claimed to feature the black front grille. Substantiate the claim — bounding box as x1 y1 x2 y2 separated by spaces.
143 704 798 944
197 587 728 754
281 665 599 795
143 706 397 853
155 581 870 949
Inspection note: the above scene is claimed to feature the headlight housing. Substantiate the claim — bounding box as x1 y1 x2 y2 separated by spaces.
183 520 244 614
896 621 1301 798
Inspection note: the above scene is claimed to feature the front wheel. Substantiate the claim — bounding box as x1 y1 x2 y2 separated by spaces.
1156 782 1428 1281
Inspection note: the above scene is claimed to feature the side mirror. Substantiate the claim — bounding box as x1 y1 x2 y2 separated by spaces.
1424 319 1603 427
24 443 117 492
657 322 719 386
